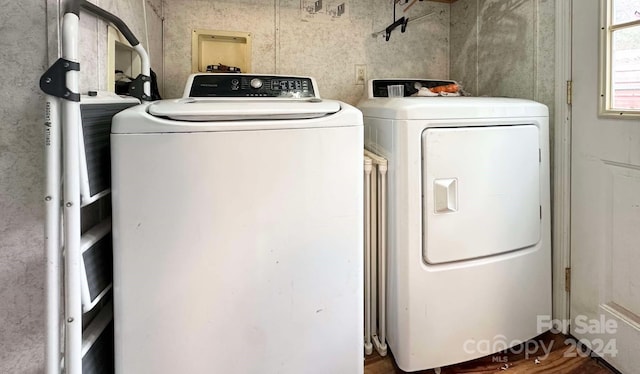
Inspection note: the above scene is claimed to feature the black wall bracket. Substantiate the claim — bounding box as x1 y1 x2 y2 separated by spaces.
39 58 81 102
128 74 151 101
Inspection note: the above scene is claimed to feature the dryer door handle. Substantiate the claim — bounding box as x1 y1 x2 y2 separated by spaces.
434 178 458 214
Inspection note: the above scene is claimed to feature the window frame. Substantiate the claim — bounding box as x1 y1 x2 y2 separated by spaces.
599 0 640 118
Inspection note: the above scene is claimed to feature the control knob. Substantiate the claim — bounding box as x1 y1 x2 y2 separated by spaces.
250 78 263 89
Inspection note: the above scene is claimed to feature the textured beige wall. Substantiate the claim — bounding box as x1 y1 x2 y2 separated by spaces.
163 0 451 104
450 0 555 116
450 0 556 188
0 1 48 373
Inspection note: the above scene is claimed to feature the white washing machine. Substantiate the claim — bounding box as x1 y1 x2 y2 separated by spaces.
111 74 364 374
358 79 552 371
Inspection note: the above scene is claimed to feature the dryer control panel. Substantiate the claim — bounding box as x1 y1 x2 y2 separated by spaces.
185 74 319 99
370 79 457 98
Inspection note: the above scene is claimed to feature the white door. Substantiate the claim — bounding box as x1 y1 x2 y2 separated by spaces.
571 1 640 373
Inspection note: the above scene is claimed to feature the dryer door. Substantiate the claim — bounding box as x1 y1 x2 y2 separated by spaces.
422 125 541 264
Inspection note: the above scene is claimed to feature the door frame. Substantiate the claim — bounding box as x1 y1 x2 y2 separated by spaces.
552 0 573 332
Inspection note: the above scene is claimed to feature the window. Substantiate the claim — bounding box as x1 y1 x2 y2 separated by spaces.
601 0 640 117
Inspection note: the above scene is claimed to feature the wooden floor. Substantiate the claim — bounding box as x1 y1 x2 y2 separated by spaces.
364 332 617 374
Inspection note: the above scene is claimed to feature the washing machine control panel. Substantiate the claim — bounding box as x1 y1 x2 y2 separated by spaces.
187 74 318 98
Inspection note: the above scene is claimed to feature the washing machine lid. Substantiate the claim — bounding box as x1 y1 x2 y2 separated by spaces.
112 99 362 133
147 98 341 121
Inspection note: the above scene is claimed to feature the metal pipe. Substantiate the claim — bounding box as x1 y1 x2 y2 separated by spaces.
371 11 435 38
365 149 388 356
44 94 62 374
62 12 83 374
133 44 152 99
378 162 388 348
370 166 378 338
363 157 373 355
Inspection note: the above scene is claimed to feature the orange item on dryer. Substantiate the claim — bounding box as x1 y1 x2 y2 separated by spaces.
429 84 459 94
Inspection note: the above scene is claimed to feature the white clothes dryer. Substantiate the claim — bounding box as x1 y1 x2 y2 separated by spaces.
111 74 364 374
358 79 552 371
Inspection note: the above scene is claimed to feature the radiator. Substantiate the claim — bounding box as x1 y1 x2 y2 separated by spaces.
363 150 388 357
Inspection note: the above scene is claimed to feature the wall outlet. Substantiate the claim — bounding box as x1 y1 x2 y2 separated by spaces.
355 64 366 85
